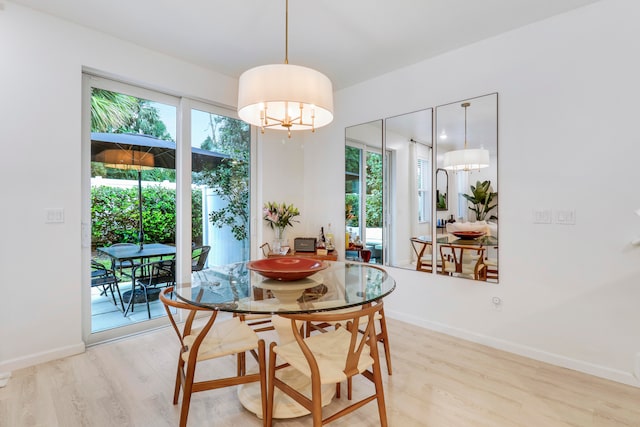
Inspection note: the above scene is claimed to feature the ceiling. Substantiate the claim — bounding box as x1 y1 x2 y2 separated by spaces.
9 0 600 90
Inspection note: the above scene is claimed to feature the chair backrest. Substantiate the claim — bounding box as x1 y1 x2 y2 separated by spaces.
91 259 117 285
133 259 176 286
191 245 211 272
279 301 384 376
159 286 218 350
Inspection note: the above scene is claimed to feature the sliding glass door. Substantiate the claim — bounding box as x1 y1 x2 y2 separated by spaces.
83 75 252 344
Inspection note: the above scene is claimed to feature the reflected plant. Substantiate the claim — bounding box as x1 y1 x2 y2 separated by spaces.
462 180 498 221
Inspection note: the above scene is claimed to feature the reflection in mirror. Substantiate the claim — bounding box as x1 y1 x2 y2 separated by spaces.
436 168 448 211
384 108 433 270
436 93 498 283
345 120 383 264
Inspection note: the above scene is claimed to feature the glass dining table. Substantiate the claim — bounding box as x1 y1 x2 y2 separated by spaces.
173 260 396 419
174 261 396 315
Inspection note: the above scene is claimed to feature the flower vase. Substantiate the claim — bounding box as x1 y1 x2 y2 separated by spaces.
273 227 287 254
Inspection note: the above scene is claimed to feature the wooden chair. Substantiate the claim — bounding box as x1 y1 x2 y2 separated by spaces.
159 287 267 427
410 237 435 272
305 306 393 375
439 244 487 281
267 301 388 426
484 246 499 281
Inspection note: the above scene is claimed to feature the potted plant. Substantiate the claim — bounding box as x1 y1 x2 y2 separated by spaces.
462 180 498 221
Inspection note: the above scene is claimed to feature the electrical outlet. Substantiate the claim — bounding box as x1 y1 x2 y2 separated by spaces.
491 296 502 311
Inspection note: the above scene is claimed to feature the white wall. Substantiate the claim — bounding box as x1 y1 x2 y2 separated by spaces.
0 3 240 370
303 0 640 386
2 0 640 389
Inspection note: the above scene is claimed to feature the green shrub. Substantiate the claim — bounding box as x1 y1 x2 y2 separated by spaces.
91 185 203 247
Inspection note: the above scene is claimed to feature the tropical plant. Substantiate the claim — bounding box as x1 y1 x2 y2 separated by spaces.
194 115 251 242
462 180 498 221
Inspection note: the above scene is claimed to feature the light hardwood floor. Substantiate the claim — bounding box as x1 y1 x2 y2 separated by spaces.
1 317 639 427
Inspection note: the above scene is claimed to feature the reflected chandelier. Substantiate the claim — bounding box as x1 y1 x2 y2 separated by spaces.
237 0 334 138
443 102 489 171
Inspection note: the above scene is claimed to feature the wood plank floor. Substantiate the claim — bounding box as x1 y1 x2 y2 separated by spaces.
1 317 639 427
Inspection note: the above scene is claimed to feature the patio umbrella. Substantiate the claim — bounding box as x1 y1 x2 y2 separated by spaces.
91 132 228 250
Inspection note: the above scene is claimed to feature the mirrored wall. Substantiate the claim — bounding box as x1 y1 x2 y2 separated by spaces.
345 120 383 264
345 93 498 283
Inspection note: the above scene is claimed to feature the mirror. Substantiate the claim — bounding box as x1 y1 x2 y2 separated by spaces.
384 108 433 270
435 93 498 283
436 168 448 211
345 120 383 264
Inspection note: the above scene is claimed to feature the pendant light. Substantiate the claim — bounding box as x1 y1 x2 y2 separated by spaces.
237 0 334 138
443 102 489 171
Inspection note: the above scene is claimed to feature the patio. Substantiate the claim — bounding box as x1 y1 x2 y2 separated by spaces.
90 264 238 333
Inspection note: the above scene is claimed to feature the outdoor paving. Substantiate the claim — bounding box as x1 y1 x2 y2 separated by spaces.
91 266 232 333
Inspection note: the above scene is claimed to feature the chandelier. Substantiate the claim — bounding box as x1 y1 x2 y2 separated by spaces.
443 102 489 171
237 0 334 138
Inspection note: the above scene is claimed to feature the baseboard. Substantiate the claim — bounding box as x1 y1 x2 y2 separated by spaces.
386 309 640 389
0 342 85 373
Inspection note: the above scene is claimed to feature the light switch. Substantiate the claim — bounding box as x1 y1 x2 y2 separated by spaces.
45 208 64 223
533 209 552 224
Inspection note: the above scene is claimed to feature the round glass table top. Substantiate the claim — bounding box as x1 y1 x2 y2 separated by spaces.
175 261 396 314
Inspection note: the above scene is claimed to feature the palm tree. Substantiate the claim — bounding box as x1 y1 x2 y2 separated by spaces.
90 89 138 132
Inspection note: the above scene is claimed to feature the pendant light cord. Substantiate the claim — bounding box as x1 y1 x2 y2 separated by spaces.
284 0 289 64
462 102 470 149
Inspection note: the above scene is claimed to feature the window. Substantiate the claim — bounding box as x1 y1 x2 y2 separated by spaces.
417 157 431 223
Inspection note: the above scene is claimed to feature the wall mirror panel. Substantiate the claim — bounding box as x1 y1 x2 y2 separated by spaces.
345 120 383 264
435 93 498 283
384 109 434 271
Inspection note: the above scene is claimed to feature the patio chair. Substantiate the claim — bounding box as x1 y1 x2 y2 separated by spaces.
159 287 267 427
109 243 142 278
91 259 124 311
191 245 210 283
266 301 388 426
125 258 175 318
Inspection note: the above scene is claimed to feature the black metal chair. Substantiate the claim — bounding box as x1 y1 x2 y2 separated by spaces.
191 245 211 283
91 259 124 311
109 243 142 278
125 259 175 318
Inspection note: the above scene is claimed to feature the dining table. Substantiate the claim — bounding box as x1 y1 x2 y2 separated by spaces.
174 260 396 419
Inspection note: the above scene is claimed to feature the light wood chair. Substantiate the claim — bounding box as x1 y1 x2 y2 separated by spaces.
439 244 487 281
305 306 393 375
266 301 388 427
159 287 267 427
410 237 435 272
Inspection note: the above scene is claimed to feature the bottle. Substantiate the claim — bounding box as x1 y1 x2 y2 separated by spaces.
326 223 334 250
317 227 326 249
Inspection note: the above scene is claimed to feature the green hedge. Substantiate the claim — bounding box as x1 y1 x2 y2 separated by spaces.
91 185 202 247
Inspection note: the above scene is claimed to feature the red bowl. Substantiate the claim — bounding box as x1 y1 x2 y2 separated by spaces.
452 231 486 240
247 257 329 281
